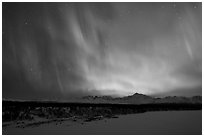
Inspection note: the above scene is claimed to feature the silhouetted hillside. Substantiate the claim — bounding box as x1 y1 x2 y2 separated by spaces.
2 93 201 122
79 93 202 104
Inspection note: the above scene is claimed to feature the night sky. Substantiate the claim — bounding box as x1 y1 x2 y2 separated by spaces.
2 2 202 100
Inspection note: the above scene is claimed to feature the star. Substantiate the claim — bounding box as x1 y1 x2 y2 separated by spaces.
24 17 30 25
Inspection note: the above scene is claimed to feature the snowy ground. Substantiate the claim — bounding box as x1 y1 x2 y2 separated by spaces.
3 110 201 135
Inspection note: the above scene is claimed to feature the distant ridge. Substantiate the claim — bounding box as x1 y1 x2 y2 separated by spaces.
3 93 202 104
80 92 201 104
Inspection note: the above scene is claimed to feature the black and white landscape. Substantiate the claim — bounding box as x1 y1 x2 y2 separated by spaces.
2 2 202 135
2 93 202 135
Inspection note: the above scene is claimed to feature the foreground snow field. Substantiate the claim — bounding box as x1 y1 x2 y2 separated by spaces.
3 110 201 135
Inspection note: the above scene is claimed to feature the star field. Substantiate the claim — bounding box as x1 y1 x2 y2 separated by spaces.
2 2 202 100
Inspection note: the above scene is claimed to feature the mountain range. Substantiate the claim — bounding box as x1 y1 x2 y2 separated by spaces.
80 92 202 104
3 92 202 104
